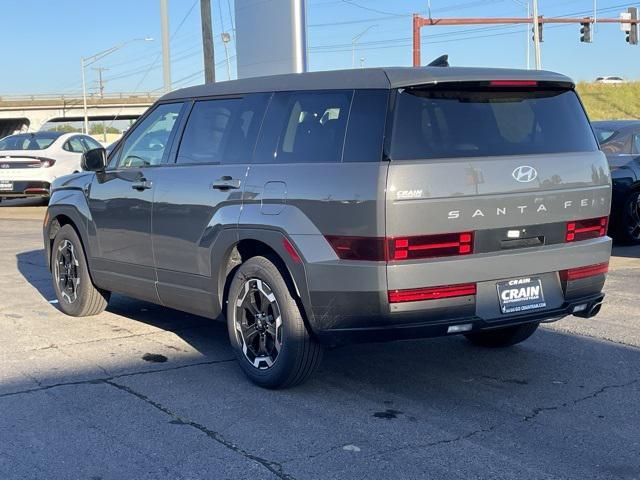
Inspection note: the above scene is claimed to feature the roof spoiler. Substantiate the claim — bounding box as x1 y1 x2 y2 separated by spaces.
427 55 449 67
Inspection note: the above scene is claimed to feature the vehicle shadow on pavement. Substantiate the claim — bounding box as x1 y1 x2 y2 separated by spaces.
16 249 56 302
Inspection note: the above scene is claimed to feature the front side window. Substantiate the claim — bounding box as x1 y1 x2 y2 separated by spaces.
115 102 183 169
390 87 599 160
176 94 269 165
254 90 352 164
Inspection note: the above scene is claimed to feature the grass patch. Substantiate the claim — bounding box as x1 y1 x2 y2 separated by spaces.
577 82 640 121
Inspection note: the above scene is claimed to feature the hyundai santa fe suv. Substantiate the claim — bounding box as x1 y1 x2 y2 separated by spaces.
43 67 612 388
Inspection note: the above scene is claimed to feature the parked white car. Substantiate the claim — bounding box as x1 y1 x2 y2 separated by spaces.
594 76 626 84
0 132 102 202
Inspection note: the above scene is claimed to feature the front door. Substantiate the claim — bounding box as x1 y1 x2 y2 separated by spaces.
87 102 185 301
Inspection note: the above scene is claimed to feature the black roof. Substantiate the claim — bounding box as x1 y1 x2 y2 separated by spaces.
161 66 574 101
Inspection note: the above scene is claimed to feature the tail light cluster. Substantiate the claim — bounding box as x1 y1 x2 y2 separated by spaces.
566 217 608 242
40 159 56 168
387 232 473 260
325 231 474 262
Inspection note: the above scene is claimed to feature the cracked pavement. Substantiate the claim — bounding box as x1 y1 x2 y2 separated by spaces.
1 200 640 479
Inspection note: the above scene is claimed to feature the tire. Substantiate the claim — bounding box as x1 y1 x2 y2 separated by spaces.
51 224 110 316
226 256 323 388
615 190 640 245
464 322 540 348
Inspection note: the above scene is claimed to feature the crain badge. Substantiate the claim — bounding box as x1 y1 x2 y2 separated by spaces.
396 189 423 200
512 165 538 183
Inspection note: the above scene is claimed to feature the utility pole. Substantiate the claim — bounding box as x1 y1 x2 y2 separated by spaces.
93 67 109 143
92 67 109 98
532 0 542 69
201 0 215 84
160 0 172 92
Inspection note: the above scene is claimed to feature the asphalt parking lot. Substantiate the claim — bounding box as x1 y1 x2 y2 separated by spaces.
1 198 639 480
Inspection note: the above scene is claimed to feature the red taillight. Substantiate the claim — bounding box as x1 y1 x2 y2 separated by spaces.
566 217 608 242
389 283 476 304
387 232 474 261
325 236 386 261
489 80 538 87
326 232 474 261
560 262 609 281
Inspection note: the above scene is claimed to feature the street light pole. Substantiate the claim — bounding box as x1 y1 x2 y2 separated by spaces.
160 0 172 92
351 25 377 69
80 37 154 136
81 58 88 134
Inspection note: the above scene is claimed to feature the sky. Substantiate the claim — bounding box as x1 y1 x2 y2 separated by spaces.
1 0 639 96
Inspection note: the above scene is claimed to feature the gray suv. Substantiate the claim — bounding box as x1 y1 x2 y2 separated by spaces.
44 67 612 388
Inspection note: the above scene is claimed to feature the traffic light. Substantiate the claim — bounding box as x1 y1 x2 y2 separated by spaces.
627 7 638 45
532 21 543 42
580 20 592 43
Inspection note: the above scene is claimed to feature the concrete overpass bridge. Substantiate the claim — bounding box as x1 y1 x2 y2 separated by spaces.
0 93 158 137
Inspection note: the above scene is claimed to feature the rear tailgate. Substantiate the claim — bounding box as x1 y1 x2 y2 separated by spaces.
385 83 611 315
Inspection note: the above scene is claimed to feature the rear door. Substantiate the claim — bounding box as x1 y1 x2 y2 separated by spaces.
87 102 185 302
385 83 610 312
151 93 270 316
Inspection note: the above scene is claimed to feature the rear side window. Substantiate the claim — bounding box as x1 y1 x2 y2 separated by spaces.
177 93 270 164
254 90 352 164
343 89 388 163
390 87 598 160
64 137 85 153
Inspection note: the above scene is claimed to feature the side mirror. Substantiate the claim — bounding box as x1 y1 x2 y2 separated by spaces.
81 148 107 172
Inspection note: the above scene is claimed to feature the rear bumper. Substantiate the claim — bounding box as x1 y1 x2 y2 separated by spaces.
303 236 611 345
313 292 604 345
0 181 50 197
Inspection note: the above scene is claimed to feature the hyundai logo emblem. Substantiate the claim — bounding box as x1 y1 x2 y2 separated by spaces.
512 165 538 183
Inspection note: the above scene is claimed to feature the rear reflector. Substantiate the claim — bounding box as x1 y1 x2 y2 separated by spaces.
387 232 474 261
560 262 609 281
489 80 538 87
282 238 302 263
566 217 608 242
388 283 476 303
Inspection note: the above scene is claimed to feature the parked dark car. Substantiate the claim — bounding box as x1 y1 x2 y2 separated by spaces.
592 120 640 244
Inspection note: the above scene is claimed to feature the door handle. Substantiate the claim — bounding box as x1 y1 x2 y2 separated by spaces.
212 176 241 190
131 179 152 191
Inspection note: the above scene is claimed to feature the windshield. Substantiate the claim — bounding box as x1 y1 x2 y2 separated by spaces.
0 133 59 151
390 87 599 160
592 127 617 145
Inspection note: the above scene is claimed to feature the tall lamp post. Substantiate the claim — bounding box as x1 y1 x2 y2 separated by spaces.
81 37 154 135
351 25 377 69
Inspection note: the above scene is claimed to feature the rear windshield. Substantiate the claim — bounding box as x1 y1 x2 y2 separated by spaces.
390 87 598 160
0 133 59 151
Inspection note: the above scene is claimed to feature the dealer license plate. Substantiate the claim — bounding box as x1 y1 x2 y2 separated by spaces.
497 277 546 314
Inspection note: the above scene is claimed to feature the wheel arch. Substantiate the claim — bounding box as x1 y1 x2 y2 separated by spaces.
216 230 316 335
45 204 90 272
